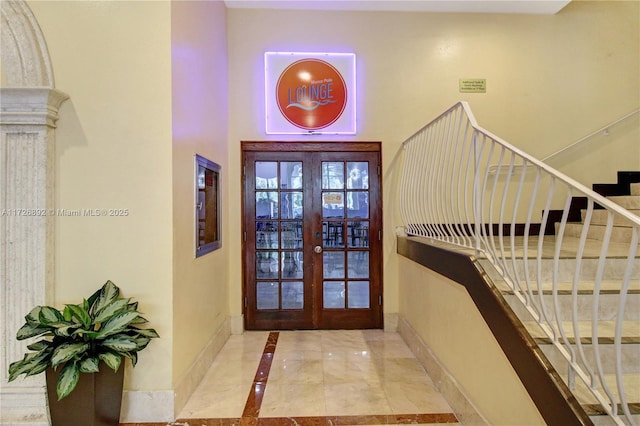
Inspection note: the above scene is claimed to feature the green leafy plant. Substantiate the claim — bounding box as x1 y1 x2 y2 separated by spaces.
8 280 159 400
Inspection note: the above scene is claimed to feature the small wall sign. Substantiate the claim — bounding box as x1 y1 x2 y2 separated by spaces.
459 79 486 93
265 52 356 134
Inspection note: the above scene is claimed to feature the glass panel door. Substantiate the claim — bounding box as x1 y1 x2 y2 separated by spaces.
314 152 380 329
243 143 382 330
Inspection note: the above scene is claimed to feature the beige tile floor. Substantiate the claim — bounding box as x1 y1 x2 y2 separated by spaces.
175 330 460 425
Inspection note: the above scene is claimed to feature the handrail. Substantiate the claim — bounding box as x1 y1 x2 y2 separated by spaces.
399 101 640 426
542 109 640 163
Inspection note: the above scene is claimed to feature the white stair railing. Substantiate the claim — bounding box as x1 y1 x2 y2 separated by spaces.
399 101 640 426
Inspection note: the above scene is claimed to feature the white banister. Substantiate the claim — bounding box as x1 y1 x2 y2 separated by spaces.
399 101 640 426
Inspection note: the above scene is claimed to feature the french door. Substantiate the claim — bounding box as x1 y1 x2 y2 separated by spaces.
242 142 382 330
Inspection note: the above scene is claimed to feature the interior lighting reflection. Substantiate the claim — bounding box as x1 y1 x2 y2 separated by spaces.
298 70 311 81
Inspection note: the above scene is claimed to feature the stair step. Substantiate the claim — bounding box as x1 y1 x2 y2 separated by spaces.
583 209 640 226
586 404 640 426
479 255 640 283
536 338 640 374
618 171 640 190
592 183 627 197
584 402 640 417
573 373 640 410
607 195 640 210
524 320 640 341
503 292 640 322
563 222 638 243
495 280 640 293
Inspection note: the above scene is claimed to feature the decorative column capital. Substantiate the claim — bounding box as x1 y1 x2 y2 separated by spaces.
0 87 68 127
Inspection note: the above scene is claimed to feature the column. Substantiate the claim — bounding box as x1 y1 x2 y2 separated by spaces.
0 87 68 425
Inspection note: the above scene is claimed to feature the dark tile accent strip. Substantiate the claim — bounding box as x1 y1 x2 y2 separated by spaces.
170 414 458 426
243 332 279 418
397 236 593 426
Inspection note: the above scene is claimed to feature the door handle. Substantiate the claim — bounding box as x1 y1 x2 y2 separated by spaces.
314 245 323 254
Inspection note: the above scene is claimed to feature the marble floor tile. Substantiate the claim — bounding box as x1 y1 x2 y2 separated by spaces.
381 379 454 414
324 381 392 415
172 330 458 426
267 358 324 384
177 381 251 419
259 381 327 417
371 358 432 383
366 340 416 359
323 352 381 384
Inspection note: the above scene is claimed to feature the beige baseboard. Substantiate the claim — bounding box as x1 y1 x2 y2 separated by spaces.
397 315 488 425
121 317 231 423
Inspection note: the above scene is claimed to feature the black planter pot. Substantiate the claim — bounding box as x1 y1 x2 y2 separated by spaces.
46 365 125 426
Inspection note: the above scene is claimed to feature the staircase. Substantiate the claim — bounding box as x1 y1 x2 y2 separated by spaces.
486 174 640 425
398 102 640 425
549 171 640 239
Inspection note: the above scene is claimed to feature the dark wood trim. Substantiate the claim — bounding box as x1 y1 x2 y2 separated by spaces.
241 142 383 330
241 141 381 152
397 236 593 426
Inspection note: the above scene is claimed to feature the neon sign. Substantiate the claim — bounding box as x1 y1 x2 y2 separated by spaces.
265 52 356 135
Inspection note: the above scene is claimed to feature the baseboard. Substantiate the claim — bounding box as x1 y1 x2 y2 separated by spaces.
120 390 174 423
120 317 231 423
0 384 49 425
173 317 231 416
230 314 244 335
383 312 398 332
397 315 489 425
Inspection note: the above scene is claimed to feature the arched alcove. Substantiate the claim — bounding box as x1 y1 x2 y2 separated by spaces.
1 1 67 424
1 0 54 87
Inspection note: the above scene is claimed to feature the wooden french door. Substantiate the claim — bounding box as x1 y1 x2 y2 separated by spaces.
242 142 382 330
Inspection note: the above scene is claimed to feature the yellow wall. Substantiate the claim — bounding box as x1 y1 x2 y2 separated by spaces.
171 0 230 388
27 0 174 392
226 1 640 320
398 256 546 425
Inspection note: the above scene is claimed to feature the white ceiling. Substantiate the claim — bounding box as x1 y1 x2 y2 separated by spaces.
223 0 572 15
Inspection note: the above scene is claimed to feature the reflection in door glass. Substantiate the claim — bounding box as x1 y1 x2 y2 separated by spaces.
256 251 279 279
348 281 370 308
347 192 368 219
323 252 345 278
256 192 278 219
323 281 345 308
323 221 344 248
282 282 303 309
322 162 344 189
281 162 302 189
281 222 302 248
322 192 344 218
348 252 369 279
281 252 303 279
281 192 303 219
346 162 368 189
256 162 278 189
256 221 278 249
347 221 369 248
257 282 278 310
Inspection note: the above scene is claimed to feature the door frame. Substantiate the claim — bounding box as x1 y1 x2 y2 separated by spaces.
241 141 383 330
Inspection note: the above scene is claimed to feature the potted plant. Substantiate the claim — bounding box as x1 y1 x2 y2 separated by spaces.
7 280 159 426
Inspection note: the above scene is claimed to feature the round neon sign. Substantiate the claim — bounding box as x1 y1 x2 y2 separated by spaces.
276 59 347 131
